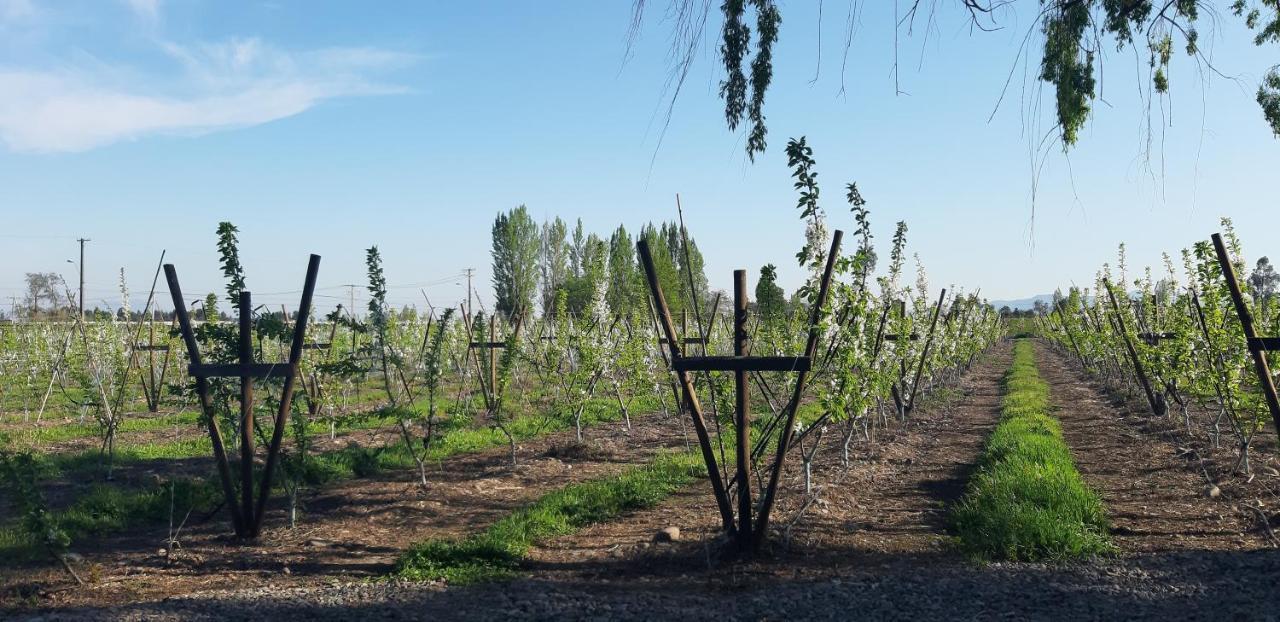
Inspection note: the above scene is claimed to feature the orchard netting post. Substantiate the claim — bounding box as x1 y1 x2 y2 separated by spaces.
131 317 172 413
464 311 523 411
638 230 841 552
905 289 947 414
165 254 320 539
1103 278 1162 417
1211 233 1280 444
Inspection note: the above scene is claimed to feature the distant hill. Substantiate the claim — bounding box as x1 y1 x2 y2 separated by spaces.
988 294 1056 311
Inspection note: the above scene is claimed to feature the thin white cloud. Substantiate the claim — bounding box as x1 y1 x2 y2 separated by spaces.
0 38 415 153
122 0 160 23
0 0 34 23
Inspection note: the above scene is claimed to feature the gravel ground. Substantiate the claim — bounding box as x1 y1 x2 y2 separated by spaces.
23 549 1280 621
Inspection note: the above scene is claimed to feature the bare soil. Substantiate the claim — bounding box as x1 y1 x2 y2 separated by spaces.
13 339 1280 621
1035 343 1277 552
1 412 685 610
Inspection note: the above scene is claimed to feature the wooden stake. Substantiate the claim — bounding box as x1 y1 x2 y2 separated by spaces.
165 266 245 537
1211 234 1280 441
238 291 255 526
638 239 736 535
1103 278 1160 416
753 231 842 549
906 289 947 413
733 270 752 551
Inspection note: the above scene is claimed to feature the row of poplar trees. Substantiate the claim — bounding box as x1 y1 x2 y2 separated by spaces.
490 205 711 321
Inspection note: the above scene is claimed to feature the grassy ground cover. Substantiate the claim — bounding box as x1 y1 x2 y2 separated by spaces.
952 340 1112 561
0 394 655 561
395 450 703 583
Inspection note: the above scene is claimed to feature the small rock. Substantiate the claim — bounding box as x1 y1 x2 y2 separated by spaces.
654 527 681 543
282 565 291 575
1206 485 1221 498
306 539 332 548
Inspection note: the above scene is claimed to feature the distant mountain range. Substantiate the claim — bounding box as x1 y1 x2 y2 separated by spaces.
988 294 1056 311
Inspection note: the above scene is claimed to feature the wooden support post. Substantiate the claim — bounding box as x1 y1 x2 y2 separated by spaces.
467 313 522 410
1053 300 1085 365
637 239 736 535
1211 233 1280 440
870 300 893 359
1103 278 1161 417
489 315 497 392
147 320 158 411
238 291 255 526
639 233 841 552
733 270 752 552
906 289 947 414
126 251 168 412
165 265 246 538
753 231 842 549
252 254 319 536
166 253 320 539
132 318 172 412
1137 332 1178 346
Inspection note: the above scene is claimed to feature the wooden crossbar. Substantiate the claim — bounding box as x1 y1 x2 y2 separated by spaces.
189 363 295 379
469 341 507 348
884 333 919 342
1139 331 1178 345
302 342 332 350
659 336 710 345
672 356 810 373
134 344 170 352
1248 337 1280 352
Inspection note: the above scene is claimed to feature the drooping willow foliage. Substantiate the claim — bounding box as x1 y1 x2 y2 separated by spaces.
718 0 780 159
631 1 1280 156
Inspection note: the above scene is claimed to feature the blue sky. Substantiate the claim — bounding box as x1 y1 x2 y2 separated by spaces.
0 1 1276 315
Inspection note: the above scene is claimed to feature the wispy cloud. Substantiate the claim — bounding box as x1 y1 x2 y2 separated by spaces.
0 0 35 22
121 0 160 23
0 38 414 153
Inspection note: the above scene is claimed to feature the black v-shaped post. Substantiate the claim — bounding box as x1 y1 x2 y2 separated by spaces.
165 254 320 539
639 231 841 552
1211 233 1280 444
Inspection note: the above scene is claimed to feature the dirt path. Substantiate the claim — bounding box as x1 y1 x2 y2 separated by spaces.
512 340 1015 583
1034 341 1269 552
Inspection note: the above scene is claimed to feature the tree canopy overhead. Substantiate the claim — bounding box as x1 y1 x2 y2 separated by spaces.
630 1 1280 159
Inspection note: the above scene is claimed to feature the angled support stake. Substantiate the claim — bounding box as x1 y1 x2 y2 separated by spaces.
166 254 320 539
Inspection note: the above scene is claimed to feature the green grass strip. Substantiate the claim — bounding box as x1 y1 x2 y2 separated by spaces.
394 450 703 584
2 412 202 448
952 339 1113 561
0 395 654 562
391 397 837 585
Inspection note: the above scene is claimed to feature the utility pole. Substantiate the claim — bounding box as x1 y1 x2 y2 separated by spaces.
343 284 358 319
76 237 90 320
342 283 359 354
463 268 475 318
